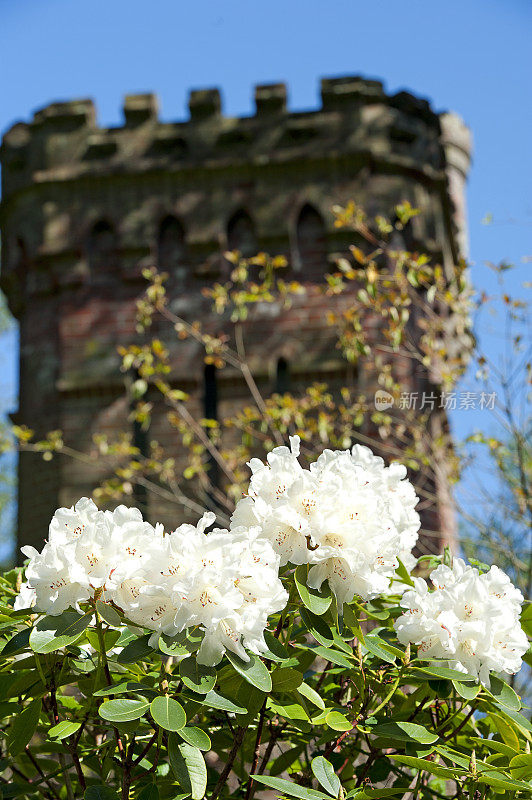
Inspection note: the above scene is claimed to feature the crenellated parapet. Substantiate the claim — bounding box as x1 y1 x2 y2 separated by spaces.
0 77 472 316
1 76 470 192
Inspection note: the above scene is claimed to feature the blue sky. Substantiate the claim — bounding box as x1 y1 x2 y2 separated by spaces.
0 0 530 551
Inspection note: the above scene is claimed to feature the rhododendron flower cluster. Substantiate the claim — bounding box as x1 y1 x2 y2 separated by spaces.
14 442 528 686
231 436 420 606
17 498 288 666
394 558 529 684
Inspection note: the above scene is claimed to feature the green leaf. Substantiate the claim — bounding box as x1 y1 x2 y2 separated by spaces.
363 636 395 664
477 771 532 792
269 698 310 721
93 681 157 698
499 706 532 733
469 736 517 757
252 775 330 800
95 600 121 627
1 627 31 657
168 735 207 800
311 756 341 797
178 726 211 751
347 789 412 799
48 720 81 740
84 787 119 800
262 630 290 661
99 698 150 723
488 675 521 711
116 634 154 663
8 698 41 754
304 645 353 670
452 680 480 701
86 628 120 652
235 681 266 721
395 558 415 588
510 753 532 780
521 602 532 637
295 565 332 615
300 607 334 647
326 710 351 731
353 600 389 621
189 689 246 715
159 633 194 657
391 755 456 779
489 713 521 750
362 635 396 664
0 701 21 717
272 667 303 693
427 678 452 698
137 786 159 800
415 665 476 682
364 602 390 621
225 650 272 692
114 627 138 648
30 612 91 653
150 696 186 732
179 656 216 694
341 604 364 644
297 682 325 710
373 721 438 745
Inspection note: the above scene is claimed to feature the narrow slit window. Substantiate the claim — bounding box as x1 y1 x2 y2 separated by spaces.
203 363 219 488
203 363 218 422
276 357 290 394
131 371 149 512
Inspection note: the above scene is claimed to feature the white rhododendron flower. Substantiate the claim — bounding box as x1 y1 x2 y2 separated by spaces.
394 558 528 685
231 436 420 606
20 498 162 615
14 581 36 612
17 499 288 666
128 517 288 666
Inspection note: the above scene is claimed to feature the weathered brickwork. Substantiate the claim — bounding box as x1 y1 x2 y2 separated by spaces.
0 77 471 553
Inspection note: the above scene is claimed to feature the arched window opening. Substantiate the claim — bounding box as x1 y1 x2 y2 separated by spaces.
276 357 290 394
87 220 117 274
227 210 257 258
296 204 327 280
158 216 186 282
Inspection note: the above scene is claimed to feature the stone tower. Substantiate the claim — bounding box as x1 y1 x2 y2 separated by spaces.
0 77 471 553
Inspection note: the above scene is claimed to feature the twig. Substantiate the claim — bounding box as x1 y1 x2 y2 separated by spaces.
211 726 247 800
257 721 287 775
25 747 61 800
440 705 477 743
133 730 159 765
245 701 267 800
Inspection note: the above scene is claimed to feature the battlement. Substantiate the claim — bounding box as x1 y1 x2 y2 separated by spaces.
1 76 471 194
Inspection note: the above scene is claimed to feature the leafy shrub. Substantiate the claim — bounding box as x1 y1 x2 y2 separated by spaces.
0 440 531 800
